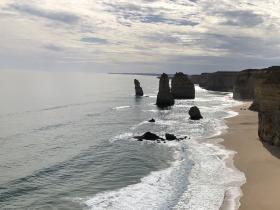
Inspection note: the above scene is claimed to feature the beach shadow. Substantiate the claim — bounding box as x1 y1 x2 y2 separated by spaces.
262 141 280 159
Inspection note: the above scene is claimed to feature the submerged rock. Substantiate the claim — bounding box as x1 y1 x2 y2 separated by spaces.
189 106 203 120
133 132 163 141
148 118 156 122
171 72 195 99
134 79 144 96
156 73 175 108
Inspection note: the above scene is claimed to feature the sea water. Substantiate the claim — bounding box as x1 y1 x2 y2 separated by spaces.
0 71 245 210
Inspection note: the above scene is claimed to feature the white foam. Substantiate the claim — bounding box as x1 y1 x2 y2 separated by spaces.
113 106 131 110
84 91 246 210
173 139 246 210
110 132 133 142
85 142 192 210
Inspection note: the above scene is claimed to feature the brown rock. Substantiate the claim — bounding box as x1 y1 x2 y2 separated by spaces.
256 68 280 145
171 72 195 99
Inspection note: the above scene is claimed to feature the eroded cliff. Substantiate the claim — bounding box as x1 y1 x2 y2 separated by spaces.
256 69 280 145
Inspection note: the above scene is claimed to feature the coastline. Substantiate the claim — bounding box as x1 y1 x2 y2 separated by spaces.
220 102 280 210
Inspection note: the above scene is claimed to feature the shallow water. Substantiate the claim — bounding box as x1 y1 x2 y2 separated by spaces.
0 71 245 210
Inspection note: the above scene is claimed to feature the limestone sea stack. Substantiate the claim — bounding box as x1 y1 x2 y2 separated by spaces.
171 72 195 99
134 79 144 96
156 73 175 108
255 69 280 145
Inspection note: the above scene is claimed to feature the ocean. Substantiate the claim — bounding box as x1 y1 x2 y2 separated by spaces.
0 71 245 210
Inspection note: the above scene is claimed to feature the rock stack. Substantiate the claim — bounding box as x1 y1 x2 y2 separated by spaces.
156 73 175 108
171 72 195 99
255 69 280 145
134 79 144 96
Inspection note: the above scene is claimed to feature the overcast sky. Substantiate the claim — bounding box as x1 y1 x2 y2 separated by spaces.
0 0 280 74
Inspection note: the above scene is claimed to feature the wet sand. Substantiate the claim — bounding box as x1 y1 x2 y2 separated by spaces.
221 103 280 210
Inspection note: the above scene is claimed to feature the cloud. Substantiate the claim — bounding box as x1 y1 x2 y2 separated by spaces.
43 44 64 52
8 3 80 24
0 0 280 73
221 10 264 27
104 2 199 26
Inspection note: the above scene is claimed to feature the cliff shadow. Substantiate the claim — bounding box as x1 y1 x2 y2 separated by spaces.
261 141 280 159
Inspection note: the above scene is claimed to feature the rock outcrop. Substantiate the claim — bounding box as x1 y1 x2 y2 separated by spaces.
256 68 280 145
171 72 195 99
134 79 144 96
156 73 175 108
165 133 177 140
194 71 238 92
189 106 203 120
148 118 155 123
134 132 163 141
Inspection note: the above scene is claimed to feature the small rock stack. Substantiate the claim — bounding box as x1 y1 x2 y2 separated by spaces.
134 79 144 96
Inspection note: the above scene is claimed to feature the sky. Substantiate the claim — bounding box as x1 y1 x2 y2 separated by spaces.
0 0 280 74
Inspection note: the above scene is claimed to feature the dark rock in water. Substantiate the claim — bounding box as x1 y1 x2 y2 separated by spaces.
165 133 177 140
134 132 163 141
156 73 175 108
148 118 155 122
134 79 144 96
171 72 195 99
189 106 203 120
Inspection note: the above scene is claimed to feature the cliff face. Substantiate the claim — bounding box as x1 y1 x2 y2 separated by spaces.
190 75 202 84
171 72 195 99
195 71 238 92
233 69 259 100
134 79 144 96
256 68 280 145
156 73 175 108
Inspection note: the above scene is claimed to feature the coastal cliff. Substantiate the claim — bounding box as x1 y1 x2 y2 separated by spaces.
256 69 280 145
156 73 175 108
233 69 259 100
191 71 238 92
171 72 195 99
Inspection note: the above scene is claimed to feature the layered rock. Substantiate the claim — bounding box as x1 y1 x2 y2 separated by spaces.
233 69 259 100
171 72 195 99
256 69 280 145
156 73 175 108
134 79 144 96
195 71 238 92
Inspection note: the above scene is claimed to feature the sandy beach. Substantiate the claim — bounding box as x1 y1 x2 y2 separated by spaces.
221 103 280 210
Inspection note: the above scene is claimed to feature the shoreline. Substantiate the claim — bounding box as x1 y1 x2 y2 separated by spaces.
220 102 280 210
